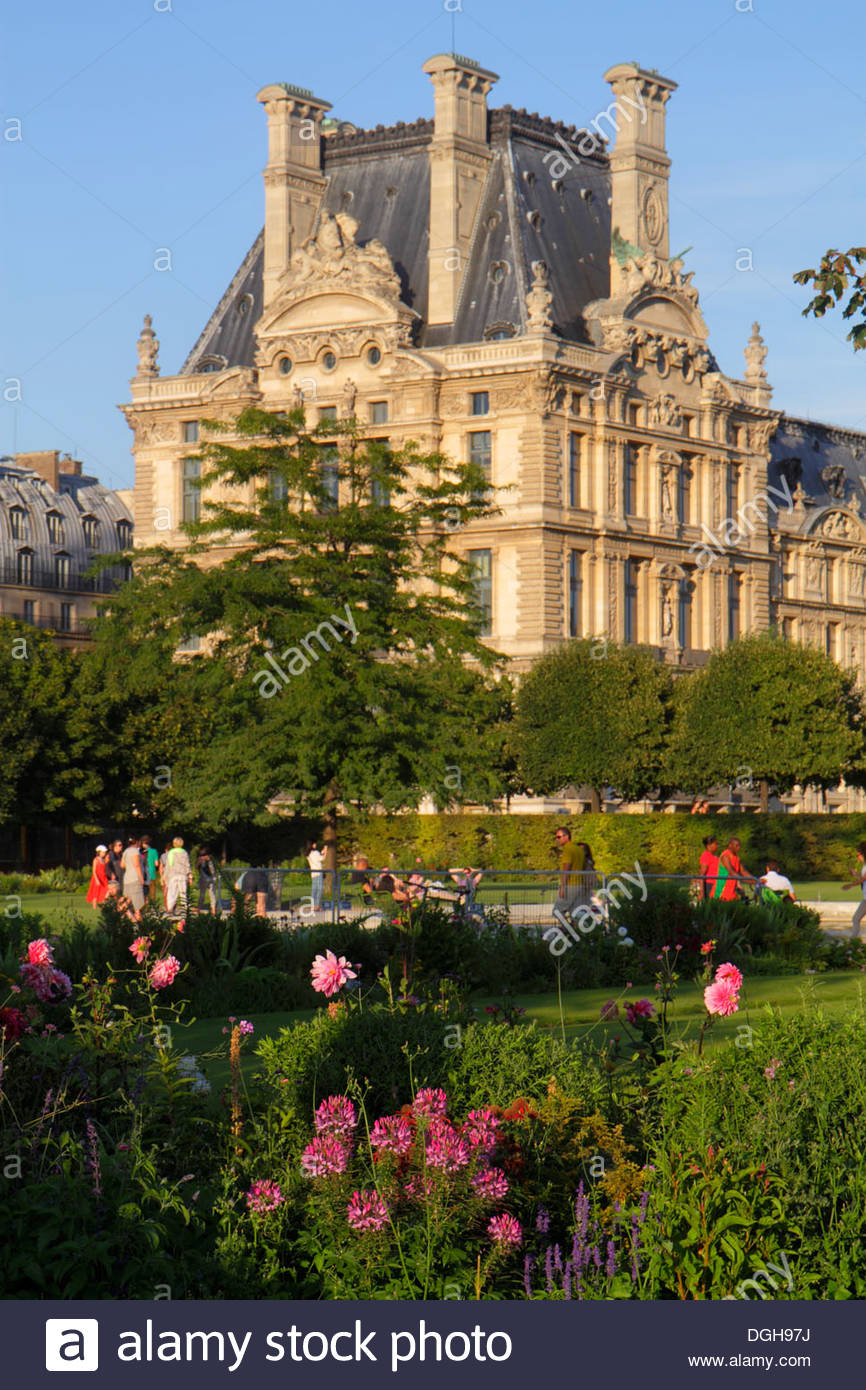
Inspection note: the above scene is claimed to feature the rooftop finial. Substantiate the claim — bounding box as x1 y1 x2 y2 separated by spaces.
744 321 768 384
136 314 160 379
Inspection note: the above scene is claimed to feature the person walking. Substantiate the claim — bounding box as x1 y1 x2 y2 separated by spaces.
306 840 324 912
165 837 192 917
698 835 721 899
553 827 586 921
121 836 146 915
107 838 124 894
718 837 755 902
196 845 218 914
842 842 866 940
141 835 160 903
85 845 111 908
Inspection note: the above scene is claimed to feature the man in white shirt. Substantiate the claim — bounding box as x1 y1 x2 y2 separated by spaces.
307 841 324 911
758 860 795 901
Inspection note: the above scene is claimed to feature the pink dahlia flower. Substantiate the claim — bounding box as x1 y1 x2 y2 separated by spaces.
471 1166 509 1202
463 1108 500 1153
19 962 72 1003
413 1087 448 1118
26 938 53 966
703 978 740 1017
370 1114 413 1157
300 1135 349 1177
246 1179 284 1215
148 956 181 990
626 999 655 1023
310 950 357 998
129 936 151 964
714 962 743 990
487 1213 522 1247
314 1095 358 1142
426 1120 470 1171
347 1188 390 1232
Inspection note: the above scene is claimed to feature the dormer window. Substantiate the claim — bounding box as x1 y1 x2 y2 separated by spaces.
10 507 27 541
117 519 132 548
46 511 64 544
16 548 33 585
55 552 71 587
82 516 100 549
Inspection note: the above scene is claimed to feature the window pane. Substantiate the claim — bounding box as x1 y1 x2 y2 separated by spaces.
467 548 492 635
55 554 70 586
370 401 389 424
569 434 581 508
624 445 637 514
182 421 199 443
182 458 201 523
624 560 638 642
319 446 339 506
17 550 33 585
23 600 34 623
60 603 72 632
469 431 492 475
319 406 337 423
471 391 489 417
728 573 741 641
568 551 582 637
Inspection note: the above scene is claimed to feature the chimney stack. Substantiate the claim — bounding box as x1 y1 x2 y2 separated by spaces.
422 53 498 327
256 82 332 309
603 62 677 286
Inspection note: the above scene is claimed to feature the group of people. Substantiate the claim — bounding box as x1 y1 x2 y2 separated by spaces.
349 856 484 910
85 837 218 921
698 835 795 903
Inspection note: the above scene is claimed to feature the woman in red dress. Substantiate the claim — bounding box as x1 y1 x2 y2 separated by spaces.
85 845 111 907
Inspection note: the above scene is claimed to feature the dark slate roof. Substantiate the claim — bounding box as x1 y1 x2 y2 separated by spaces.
768 415 866 513
0 461 132 587
180 108 610 372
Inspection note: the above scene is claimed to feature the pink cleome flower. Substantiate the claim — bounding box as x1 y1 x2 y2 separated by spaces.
310 950 357 998
714 962 743 991
463 1108 500 1153
129 936 152 964
703 978 740 1017
471 1166 509 1202
26 938 53 966
413 1087 448 1118
487 1213 523 1247
149 956 181 991
238 1019 254 1036
246 1179 284 1215
626 999 655 1024
426 1120 470 1172
347 1188 390 1233
600 1000 619 1021
314 1095 358 1142
300 1135 349 1177
404 1174 436 1202
370 1114 413 1157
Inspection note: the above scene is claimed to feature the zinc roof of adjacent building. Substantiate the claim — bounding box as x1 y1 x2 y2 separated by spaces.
180 108 611 373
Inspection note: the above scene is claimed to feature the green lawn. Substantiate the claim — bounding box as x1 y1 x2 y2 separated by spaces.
176 970 866 1091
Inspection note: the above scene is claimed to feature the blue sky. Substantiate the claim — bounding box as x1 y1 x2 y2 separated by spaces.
2 0 865 489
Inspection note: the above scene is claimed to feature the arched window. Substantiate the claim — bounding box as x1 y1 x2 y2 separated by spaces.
10 507 28 541
17 548 34 585
116 519 132 548
46 511 65 544
82 516 100 549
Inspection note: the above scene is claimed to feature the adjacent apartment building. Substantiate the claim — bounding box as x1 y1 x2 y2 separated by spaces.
122 52 866 808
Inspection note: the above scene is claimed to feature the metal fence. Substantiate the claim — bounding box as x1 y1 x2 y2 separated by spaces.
207 867 713 930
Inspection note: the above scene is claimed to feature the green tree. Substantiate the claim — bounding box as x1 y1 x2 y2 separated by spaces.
85 407 508 857
794 246 866 349
0 620 81 861
511 639 674 811
665 631 866 811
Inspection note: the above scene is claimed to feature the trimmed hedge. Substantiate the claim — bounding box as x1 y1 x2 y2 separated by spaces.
334 812 866 879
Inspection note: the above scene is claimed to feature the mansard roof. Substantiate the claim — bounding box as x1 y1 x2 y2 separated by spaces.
180 108 611 373
0 459 132 579
769 416 866 513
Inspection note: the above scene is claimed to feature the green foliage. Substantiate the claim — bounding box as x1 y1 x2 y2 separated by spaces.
446 1020 605 1113
795 246 866 350
512 639 674 803
666 631 866 798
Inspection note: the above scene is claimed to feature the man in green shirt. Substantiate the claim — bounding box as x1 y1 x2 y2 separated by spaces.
553 827 587 920
141 834 160 903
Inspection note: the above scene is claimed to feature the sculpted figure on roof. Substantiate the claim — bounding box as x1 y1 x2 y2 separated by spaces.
288 213 401 299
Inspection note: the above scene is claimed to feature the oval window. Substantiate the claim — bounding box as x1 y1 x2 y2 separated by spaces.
278 356 293 375
367 345 382 366
322 351 337 371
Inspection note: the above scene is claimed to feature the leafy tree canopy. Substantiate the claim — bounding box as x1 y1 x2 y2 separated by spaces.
794 246 866 350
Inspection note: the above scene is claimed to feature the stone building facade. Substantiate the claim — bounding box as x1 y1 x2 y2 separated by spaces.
0 450 132 646
123 53 866 808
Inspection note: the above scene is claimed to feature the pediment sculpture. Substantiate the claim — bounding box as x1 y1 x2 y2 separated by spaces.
286 213 402 300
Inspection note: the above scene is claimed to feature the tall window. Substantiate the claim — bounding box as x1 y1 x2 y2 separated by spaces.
182 421 199 444
17 549 33 585
59 602 73 632
678 575 693 649
568 551 582 638
268 469 288 502
23 599 35 624
678 462 692 525
55 553 71 587
471 391 489 417
624 560 638 643
467 549 492 635
320 446 339 507
369 439 390 507
370 401 389 424
728 572 741 641
468 430 492 478
623 444 638 515
182 458 201 523
727 464 739 522
10 508 27 541
568 433 581 508
116 519 132 548
82 516 99 549
46 511 64 544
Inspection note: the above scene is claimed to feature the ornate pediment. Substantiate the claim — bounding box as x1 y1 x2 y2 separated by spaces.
585 250 709 349
809 507 865 542
257 213 418 342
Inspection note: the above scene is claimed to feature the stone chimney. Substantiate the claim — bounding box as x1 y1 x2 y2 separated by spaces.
256 82 332 309
15 450 61 488
603 62 677 284
422 53 498 327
